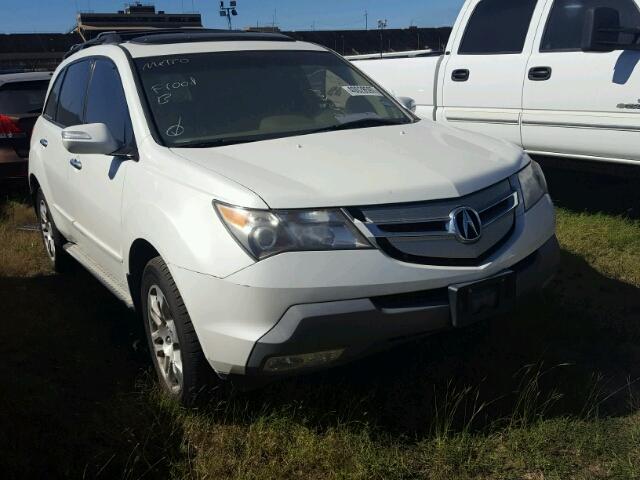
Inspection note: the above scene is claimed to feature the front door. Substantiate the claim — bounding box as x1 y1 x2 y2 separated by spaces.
439 0 545 146
522 0 640 163
67 58 135 280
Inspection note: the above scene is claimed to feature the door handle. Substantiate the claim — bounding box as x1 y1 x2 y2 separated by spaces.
528 66 552 81
39 138 48 148
451 69 470 82
69 158 82 170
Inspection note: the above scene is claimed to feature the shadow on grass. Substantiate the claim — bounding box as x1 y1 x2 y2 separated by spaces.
0 271 189 478
535 156 640 219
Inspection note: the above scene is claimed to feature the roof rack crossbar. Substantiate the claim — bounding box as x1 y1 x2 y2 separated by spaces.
63 28 294 59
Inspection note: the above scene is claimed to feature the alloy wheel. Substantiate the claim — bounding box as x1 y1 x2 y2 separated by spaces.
147 285 183 394
39 199 56 261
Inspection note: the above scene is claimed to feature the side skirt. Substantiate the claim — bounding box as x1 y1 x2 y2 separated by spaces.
63 243 135 309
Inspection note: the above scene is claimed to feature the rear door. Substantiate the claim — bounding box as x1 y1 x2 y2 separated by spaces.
38 60 92 236
522 0 640 163
439 0 546 145
66 57 134 279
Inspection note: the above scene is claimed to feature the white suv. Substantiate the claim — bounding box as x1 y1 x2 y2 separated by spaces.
29 30 559 403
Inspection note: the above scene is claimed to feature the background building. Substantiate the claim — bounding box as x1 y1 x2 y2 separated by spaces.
0 3 451 71
74 2 203 41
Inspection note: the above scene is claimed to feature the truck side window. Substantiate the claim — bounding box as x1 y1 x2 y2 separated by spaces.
43 71 65 122
85 59 134 148
541 0 640 52
459 0 538 54
56 60 92 127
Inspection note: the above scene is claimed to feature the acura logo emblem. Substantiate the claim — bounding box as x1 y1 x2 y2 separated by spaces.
450 207 482 243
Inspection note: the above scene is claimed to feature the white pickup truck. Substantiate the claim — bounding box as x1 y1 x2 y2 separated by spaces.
350 0 640 166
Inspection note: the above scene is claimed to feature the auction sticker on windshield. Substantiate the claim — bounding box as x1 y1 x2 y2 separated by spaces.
342 85 383 96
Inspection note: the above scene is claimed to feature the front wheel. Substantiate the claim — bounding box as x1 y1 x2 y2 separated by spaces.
141 257 218 404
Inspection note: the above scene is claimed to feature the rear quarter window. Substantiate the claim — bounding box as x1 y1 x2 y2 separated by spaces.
56 60 92 127
43 72 65 122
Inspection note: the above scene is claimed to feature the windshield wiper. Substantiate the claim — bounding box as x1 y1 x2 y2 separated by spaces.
311 117 410 134
178 137 261 148
176 118 411 148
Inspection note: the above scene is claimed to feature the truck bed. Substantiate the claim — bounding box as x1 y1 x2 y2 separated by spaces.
349 54 442 119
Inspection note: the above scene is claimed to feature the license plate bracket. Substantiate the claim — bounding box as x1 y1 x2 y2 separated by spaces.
449 271 516 328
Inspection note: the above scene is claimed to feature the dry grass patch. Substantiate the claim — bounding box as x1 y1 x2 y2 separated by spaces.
557 209 640 288
0 200 51 277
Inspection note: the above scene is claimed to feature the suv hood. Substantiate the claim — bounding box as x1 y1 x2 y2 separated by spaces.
171 121 526 209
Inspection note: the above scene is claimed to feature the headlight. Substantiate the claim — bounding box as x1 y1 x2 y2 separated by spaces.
214 203 371 260
517 159 548 210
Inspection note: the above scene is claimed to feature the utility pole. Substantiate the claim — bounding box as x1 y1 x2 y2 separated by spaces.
364 10 368 30
377 19 387 57
219 1 238 30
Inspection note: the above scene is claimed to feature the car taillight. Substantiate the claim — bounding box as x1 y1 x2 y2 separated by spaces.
0 114 23 139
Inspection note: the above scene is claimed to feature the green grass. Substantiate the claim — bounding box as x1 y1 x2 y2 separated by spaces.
1 166 639 479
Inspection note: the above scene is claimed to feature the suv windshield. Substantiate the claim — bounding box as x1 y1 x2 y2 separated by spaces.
134 50 413 148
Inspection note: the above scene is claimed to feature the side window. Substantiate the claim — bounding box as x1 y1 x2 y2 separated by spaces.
56 60 92 127
43 70 65 122
84 59 133 147
541 0 640 52
459 0 539 54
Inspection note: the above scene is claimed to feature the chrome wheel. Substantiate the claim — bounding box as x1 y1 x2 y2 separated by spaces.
39 199 56 261
148 285 183 394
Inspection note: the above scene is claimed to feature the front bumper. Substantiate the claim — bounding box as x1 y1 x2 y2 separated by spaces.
245 234 559 375
171 194 557 376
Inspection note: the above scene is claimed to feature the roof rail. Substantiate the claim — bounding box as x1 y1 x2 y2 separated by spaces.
63 28 294 59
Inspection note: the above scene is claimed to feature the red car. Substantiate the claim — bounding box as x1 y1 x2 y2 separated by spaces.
0 72 52 186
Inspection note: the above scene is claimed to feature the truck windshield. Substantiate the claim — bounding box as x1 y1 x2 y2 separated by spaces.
134 50 413 148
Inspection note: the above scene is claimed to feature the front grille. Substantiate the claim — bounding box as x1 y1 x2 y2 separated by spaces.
347 180 518 266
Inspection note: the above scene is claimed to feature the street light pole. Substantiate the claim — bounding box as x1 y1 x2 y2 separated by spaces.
377 19 387 57
219 1 238 30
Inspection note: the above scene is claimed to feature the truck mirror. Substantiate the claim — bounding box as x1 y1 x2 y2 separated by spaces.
581 7 640 52
397 96 417 113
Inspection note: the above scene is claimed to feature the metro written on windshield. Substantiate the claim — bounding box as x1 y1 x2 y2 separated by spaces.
134 50 414 148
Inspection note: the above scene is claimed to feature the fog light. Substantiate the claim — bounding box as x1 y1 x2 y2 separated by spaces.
263 349 344 372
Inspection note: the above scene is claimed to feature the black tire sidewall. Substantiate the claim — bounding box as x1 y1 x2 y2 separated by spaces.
141 257 213 404
35 188 71 272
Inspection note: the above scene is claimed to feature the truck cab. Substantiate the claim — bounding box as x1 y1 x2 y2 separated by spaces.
351 0 640 166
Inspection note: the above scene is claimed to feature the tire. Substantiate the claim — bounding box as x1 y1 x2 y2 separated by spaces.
35 188 73 273
141 256 218 405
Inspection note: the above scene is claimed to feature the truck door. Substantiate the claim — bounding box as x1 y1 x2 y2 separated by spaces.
439 0 545 146
522 0 640 164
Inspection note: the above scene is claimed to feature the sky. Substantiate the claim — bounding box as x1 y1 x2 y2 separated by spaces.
1 0 465 34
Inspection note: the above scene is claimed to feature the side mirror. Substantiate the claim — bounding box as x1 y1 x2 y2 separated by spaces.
582 7 640 52
397 96 417 113
61 123 121 155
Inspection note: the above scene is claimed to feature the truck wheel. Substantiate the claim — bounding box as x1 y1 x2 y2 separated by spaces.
141 256 218 404
35 188 72 273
